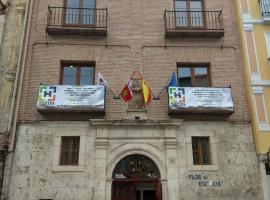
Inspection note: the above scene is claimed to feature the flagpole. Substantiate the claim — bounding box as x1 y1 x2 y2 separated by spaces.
155 71 174 100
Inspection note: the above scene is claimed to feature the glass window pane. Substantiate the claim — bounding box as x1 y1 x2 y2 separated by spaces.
175 0 188 27
202 142 209 164
193 67 209 87
65 8 79 24
175 0 187 11
82 0 95 25
65 0 80 24
178 67 192 87
190 0 203 27
192 138 199 164
80 67 94 85
190 0 202 11
66 0 80 7
63 66 77 85
83 0 95 8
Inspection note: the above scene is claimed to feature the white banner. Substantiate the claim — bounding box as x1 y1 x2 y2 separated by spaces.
168 87 233 112
37 85 105 111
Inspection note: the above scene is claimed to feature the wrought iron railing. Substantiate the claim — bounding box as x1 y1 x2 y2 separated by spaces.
165 10 224 31
259 0 270 17
47 6 107 28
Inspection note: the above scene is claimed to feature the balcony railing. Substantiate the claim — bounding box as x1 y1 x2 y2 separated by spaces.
46 6 107 36
168 87 234 115
259 0 270 17
164 10 224 38
37 85 105 114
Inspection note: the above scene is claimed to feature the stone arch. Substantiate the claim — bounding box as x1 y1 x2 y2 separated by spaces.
106 144 167 181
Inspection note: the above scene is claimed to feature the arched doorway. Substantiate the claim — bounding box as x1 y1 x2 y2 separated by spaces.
111 154 162 200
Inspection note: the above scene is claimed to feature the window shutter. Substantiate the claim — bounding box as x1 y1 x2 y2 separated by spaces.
265 32 270 61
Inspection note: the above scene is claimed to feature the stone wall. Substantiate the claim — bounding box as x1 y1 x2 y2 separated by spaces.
0 0 26 133
7 121 263 200
0 15 5 47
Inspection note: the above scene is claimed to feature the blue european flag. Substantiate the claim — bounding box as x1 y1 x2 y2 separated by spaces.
167 71 177 87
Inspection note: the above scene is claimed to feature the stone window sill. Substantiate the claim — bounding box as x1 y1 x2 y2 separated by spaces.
188 164 218 172
52 165 84 172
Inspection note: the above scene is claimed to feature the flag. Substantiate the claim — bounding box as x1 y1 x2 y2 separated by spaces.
167 71 177 87
97 72 107 86
141 79 152 104
120 80 133 102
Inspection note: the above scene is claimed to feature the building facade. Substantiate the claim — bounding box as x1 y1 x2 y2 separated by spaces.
0 0 27 197
2 0 265 199
235 0 270 199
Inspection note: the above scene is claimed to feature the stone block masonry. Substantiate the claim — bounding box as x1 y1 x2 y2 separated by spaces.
6 121 262 200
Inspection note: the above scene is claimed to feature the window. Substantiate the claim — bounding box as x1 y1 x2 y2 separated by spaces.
177 64 210 87
64 0 96 25
192 137 211 165
61 62 95 85
60 136 80 165
174 0 204 27
265 32 270 61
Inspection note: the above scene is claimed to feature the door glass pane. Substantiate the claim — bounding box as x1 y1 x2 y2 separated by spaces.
175 0 188 27
190 0 203 27
178 67 192 87
82 0 95 25
143 191 156 200
63 66 77 85
193 67 209 86
136 191 141 200
80 67 94 85
65 0 80 24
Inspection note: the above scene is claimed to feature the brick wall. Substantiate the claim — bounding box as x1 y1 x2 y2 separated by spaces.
18 0 250 122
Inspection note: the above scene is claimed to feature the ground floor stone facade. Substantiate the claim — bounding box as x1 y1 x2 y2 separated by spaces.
259 162 270 200
5 120 264 200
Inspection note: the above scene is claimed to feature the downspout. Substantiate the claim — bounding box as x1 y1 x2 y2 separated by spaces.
6 0 27 133
2 0 33 197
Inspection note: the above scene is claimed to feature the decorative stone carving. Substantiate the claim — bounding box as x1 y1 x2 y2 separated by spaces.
128 78 145 110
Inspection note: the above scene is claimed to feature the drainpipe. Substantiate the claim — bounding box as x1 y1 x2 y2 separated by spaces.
0 134 8 198
2 0 33 197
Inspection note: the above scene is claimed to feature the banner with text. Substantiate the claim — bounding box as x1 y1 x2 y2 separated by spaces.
37 85 105 110
168 87 233 112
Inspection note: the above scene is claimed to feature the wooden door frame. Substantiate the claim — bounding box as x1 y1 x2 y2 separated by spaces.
112 179 162 200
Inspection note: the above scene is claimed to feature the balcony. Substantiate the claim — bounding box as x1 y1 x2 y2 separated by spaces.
168 87 234 115
46 6 107 36
37 85 105 114
164 10 224 38
259 0 270 22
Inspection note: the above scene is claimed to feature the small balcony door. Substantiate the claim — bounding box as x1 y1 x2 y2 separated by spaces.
64 0 96 26
174 0 204 28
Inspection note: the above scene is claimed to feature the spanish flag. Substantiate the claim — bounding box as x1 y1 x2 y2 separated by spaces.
141 79 152 104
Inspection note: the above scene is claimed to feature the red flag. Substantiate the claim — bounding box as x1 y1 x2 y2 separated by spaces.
120 80 133 102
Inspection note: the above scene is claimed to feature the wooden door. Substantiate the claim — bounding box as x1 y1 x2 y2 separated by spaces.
112 182 136 200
